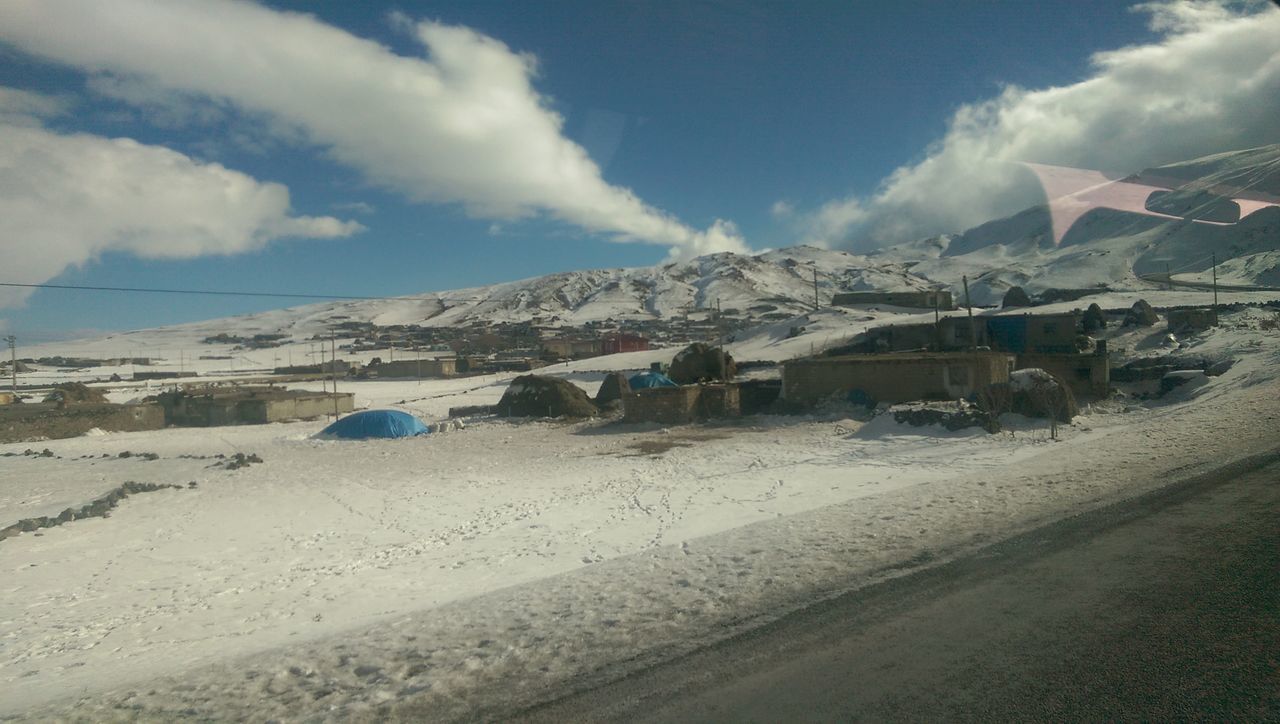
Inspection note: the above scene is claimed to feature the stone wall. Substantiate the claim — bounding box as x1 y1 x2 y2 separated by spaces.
372 359 457 378
261 394 354 422
782 353 1013 405
622 384 742 424
0 403 164 443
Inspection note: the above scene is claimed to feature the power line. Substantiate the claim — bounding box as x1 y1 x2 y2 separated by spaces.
0 281 484 303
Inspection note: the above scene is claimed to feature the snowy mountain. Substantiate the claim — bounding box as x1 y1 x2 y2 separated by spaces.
29 145 1280 349
884 144 1280 304
123 246 939 344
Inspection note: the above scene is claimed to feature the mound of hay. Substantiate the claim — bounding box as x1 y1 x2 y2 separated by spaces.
668 343 736 385
1082 303 1107 332
594 372 631 406
1008 368 1077 423
892 401 999 433
1124 299 1158 327
497 375 597 419
1002 286 1032 308
44 382 108 406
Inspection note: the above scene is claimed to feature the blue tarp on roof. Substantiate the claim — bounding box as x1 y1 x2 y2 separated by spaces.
319 409 429 439
628 371 678 389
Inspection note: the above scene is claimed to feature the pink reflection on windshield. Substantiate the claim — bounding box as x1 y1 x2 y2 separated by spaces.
1021 162 1279 244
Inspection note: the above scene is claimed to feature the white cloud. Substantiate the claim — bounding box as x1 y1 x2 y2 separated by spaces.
770 200 794 219
801 0 1280 248
0 0 746 260
0 111 362 310
0 85 71 125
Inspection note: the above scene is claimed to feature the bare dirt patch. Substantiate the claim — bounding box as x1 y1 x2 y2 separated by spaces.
612 431 731 457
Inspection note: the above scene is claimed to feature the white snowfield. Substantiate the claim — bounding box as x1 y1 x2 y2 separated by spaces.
2 308 1278 720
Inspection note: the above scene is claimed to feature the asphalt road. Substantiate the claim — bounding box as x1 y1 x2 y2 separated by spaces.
518 452 1280 722
1135 272 1280 293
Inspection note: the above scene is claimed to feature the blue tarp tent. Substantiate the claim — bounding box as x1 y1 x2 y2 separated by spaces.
319 409 429 439
628 371 678 389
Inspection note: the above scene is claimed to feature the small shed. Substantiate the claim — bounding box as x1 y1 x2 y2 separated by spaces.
159 387 354 426
622 383 741 424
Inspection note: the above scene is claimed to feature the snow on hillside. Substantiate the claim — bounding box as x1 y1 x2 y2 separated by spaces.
5 307 1279 720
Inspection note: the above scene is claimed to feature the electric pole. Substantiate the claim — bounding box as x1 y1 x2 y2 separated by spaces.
1211 253 1219 323
5 335 15 394
812 266 820 311
963 276 977 352
330 334 339 419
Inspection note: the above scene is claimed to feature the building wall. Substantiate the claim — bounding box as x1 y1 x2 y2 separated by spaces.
623 386 700 424
373 359 457 378
262 393 354 422
782 353 1013 405
602 334 650 355
165 392 354 426
987 313 1080 353
860 318 988 353
832 291 954 310
0 403 164 443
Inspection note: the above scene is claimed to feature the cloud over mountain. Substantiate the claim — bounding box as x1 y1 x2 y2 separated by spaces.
0 93 361 310
0 0 745 260
805 0 1280 249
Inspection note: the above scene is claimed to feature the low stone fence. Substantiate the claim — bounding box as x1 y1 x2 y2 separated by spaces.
0 403 165 443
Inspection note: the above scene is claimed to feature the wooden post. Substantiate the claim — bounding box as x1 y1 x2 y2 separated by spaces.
963 276 977 352
5 335 15 394
812 266 820 311
933 297 941 352
331 335 339 419
1211 253 1219 323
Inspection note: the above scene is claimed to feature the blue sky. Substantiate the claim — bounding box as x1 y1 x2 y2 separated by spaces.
0 0 1276 339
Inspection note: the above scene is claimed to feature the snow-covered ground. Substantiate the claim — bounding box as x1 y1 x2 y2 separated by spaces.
2 307 1278 719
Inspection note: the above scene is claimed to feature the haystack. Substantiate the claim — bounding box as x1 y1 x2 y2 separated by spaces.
497 375 597 418
1002 286 1032 308
1008 368 1077 423
594 372 631 405
1124 299 1158 327
668 343 736 385
43 382 108 407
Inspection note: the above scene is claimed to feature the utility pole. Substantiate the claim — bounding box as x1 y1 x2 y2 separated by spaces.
330 334 339 419
5 335 15 394
933 297 941 352
1211 253 1219 323
812 266 820 311
962 275 977 352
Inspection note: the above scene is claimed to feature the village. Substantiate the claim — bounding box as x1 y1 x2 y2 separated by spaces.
0 285 1248 447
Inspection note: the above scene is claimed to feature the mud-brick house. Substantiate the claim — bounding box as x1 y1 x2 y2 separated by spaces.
623 383 740 424
781 352 1014 405
602 333 650 355
159 387 354 426
986 312 1081 354
853 317 988 353
541 337 604 359
367 358 457 379
832 290 954 310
